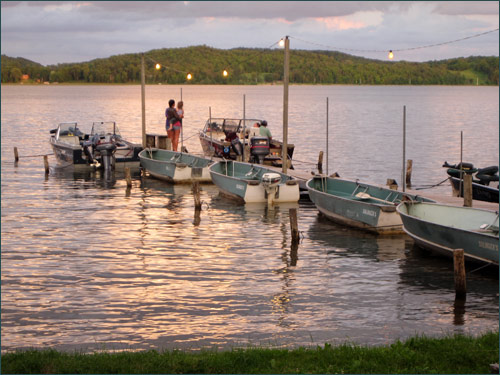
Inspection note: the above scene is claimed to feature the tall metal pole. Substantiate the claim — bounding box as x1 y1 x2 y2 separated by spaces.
242 94 246 162
282 36 290 174
209 106 213 161
459 131 463 196
180 87 183 152
326 97 329 175
402 105 406 192
141 53 146 148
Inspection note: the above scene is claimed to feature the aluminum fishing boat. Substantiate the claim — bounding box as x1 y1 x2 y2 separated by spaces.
209 161 299 204
307 176 434 234
397 201 499 266
139 149 213 183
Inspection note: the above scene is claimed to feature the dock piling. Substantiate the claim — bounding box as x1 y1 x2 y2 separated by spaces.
317 151 324 174
386 179 398 190
125 167 132 188
192 181 202 210
463 174 473 207
289 208 300 245
453 249 467 298
406 159 413 187
14 147 19 163
43 155 49 175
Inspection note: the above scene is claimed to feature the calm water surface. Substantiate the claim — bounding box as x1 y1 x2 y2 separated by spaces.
1 85 498 352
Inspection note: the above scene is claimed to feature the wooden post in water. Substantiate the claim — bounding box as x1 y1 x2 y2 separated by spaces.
43 155 49 175
141 53 146 148
282 36 290 174
14 147 19 162
289 208 299 245
317 151 324 174
387 179 398 190
192 181 202 210
406 159 413 187
453 249 466 298
463 173 473 207
125 167 132 188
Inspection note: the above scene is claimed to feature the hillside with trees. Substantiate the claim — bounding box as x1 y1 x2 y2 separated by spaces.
2 46 498 85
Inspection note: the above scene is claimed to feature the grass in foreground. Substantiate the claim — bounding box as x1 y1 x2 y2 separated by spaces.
1 332 498 374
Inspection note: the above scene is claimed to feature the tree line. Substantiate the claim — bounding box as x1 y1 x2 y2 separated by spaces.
2 45 499 85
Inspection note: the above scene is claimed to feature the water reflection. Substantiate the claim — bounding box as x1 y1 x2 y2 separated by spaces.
307 214 407 262
1 85 498 352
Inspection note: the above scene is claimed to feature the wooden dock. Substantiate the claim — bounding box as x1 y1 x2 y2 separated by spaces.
205 155 498 211
264 164 499 212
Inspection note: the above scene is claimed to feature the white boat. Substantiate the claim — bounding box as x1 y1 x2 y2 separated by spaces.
49 122 142 170
209 160 299 204
139 149 213 183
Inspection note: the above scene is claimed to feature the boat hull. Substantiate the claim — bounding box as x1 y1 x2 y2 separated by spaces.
139 149 212 183
307 177 434 234
397 202 499 266
50 137 141 170
209 161 299 204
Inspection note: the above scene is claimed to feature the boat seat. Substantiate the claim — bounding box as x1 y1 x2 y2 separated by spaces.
59 136 81 145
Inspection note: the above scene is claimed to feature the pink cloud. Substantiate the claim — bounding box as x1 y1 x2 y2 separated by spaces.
315 16 366 30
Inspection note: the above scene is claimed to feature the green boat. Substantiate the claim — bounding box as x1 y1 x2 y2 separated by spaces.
397 202 499 266
139 149 213 183
306 176 434 234
209 161 300 204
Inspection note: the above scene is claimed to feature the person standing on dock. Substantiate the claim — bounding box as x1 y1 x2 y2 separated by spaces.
171 101 184 152
259 120 272 141
165 99 181 149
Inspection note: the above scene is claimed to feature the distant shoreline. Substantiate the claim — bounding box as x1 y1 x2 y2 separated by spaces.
4 82 498 87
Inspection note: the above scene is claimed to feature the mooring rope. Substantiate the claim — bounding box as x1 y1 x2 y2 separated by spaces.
17 153 54 158
413 177 450 190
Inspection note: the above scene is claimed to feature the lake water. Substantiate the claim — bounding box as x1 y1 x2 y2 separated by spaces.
1 85 498 352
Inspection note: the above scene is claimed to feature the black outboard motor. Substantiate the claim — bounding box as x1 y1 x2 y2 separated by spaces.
82 140 95 164
95 142 117 170
231 138 243 156
250 136 270 164
224 132 242 158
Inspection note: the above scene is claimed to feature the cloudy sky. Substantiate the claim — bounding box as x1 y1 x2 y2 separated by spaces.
1 1 498 65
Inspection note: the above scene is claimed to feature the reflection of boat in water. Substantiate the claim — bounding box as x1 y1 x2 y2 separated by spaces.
397 202 499 267
307 214 407 262
307 176 434 234
50 166 142 190
139 149 213 183
49 121 142 170
209 161 300 204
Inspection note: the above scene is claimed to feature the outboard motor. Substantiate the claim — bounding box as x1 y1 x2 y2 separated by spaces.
95 143 116 171
95 141 117 171
261 172 282 205
231 138 243 156
82 140 97 166
250 136 270 164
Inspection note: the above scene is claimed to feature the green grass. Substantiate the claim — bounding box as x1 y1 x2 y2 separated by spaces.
2 332 498 374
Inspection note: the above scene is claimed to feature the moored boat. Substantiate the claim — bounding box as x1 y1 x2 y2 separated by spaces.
49 121 142 170
209 161 300 204
443 161 499 203
397 202 499 266
306 176 434 234
199 118 294 167
139 149 213 183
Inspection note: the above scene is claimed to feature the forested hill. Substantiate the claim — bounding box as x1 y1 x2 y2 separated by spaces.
2 46 499 85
